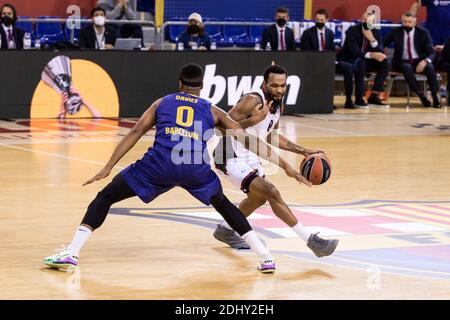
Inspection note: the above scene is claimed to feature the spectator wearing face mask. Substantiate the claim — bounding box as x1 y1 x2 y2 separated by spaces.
262 7 296 51
0 3 24 50
176 12 211 50
79 7 118 50
337 11 390 108
435 39 450 101
383 12 440 108
301 9 356 109
97 0 143 44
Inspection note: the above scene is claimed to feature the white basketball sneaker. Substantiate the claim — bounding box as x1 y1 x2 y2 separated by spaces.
43 246 78 270
257 257 276 274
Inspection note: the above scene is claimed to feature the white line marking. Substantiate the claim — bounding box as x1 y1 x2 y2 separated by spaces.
0 142 124 170
290 122 364 136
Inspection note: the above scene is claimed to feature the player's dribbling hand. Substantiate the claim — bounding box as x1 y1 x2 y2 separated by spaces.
302 148 326 157
284 165 312 187
82 167 111 186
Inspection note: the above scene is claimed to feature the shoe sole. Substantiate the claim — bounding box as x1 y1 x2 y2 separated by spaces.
258 266 276 274
43 261 77 271
260 269 276 274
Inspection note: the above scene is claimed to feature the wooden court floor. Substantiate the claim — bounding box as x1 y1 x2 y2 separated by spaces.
1 99 450 299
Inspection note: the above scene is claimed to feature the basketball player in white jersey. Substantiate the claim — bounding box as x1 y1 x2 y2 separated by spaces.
213 64 339 257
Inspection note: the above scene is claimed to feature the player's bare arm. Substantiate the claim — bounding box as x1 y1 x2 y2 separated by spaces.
211 105 311 186
267 121 325 156
82 98 162 186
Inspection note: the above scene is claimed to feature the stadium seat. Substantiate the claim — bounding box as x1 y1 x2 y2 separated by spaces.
223 17 249 47
167 17 187 43
326 22 336 34
36 16 65 45
203 17 223 41
249 18 270 43
299 20 314 39
332 19 343 47
64 17 89 43
16 16 34 37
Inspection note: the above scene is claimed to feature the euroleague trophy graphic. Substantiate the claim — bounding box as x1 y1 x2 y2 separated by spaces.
42 55 83 115
41 55 100 118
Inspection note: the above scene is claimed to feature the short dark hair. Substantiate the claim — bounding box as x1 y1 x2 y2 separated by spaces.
403 11 416 18
91 7 106 18
276 7 289 15
315 9 329 19
263 64 288 82
179 63 204 88
1 3 17 21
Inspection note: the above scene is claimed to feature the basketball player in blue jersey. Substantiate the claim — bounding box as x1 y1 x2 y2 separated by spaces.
212 64 339 257
43 64 304 273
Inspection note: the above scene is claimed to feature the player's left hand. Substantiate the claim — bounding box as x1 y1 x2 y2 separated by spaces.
82 167 111 186
302 148 326 157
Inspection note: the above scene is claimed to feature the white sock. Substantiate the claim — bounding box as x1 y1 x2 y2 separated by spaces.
292 222 312 242
242 230 272 260
67 226 92 257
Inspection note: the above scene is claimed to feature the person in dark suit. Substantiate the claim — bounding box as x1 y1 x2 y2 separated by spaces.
437 39 450 101
301 9 355 108
79 7 118 50
0 3 24 50
262 7 296 51
383 12 440 108
338 12 390 108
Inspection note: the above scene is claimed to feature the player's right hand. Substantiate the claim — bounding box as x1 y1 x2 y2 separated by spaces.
82 167 111 186
284 165 312 187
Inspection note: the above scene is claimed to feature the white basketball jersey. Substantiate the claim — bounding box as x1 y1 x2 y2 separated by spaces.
231 88 281 163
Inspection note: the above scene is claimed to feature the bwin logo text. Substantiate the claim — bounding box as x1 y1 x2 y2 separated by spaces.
200 64 301 106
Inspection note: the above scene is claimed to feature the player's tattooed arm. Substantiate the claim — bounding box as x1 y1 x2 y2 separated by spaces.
82 98 162 186
211 105 310 186
267 121 325 157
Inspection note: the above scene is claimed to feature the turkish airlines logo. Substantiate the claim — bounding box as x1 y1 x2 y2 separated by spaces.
200 64 301 106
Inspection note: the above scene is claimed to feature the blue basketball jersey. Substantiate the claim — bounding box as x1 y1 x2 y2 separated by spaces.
153 92 215 153
121 92 222 206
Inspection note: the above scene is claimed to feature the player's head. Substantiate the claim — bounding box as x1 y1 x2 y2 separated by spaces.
1 3 17 26
262 64 288 103
179 63 204 91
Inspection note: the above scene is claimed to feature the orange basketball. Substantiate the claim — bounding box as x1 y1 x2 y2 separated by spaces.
300 153 332 185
